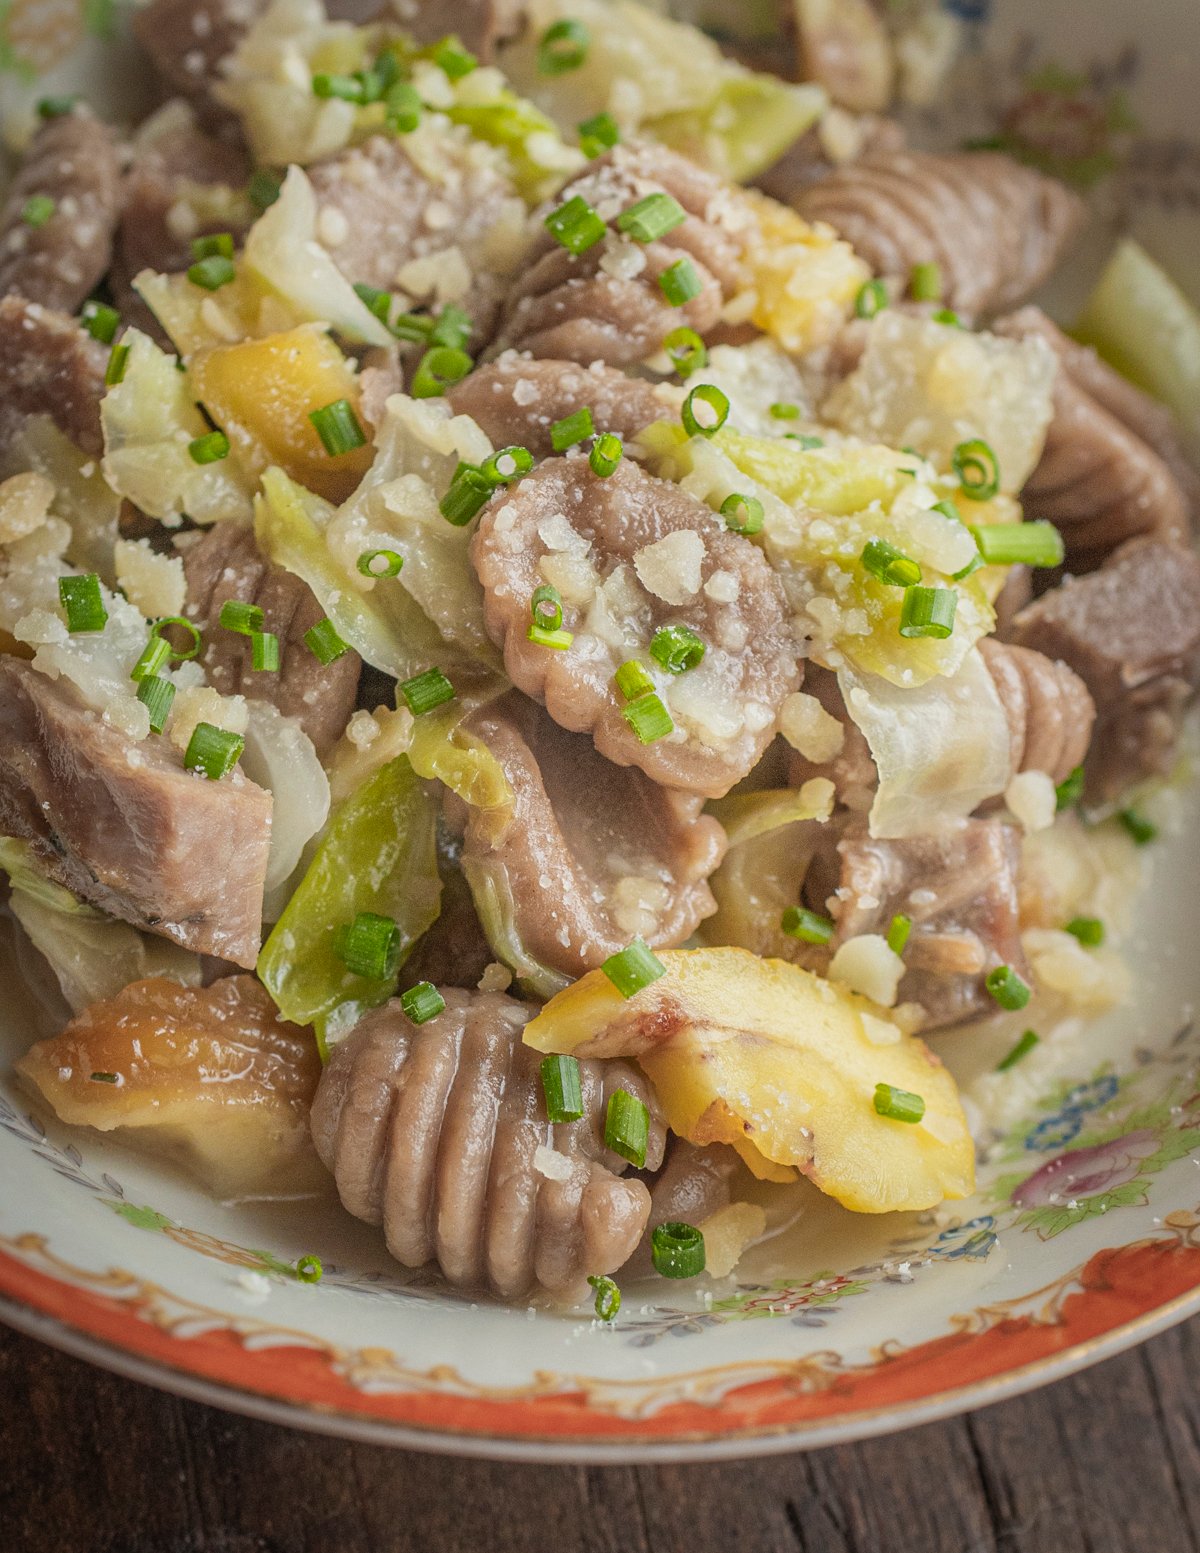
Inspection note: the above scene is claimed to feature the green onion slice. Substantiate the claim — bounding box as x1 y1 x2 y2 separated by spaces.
996 1029 1040 1072
429 35 476 79
614 659 654 702
910 261 942 302
786 433 825 449
969 521 1064 568
587 1274 621 1321
1118 808 1157 846
430 304 471 352
770 402 801 420
1055 765 1084 812
531 584 563 633
781 906 834 945
862 538 922 589
649 624 704 675
58 574 107 633
540 1053 584 1123
873 1082 925 1124
188 430 230 465
439 465 493 526
401 981 446 1024
601 937 667 999
551 406 594 451
384 81 423 134
663 326 706 379
1065 916 1105 947
985 964 1032 1011
589 432 622 478
309 399 367 457
616 192 686 244
218 599 264 636
184 722 245 781
400 667 455 716
952 438 1000 501
932 308 961 327
354 282 393 328
357 548 404 578
337 910 400 980
481 445 534 486
658 256 702 307
544 194 607 255
578 111 619 157
250 630 279 672
538 17 590 75
135 674 175 734
151 616 201 660
604 1087 650 1167
651 1221 705 1279
527 623 574 650
899 585 957 640
295 1254 323 1283
681 383 729 438
719 492 764 536
412 346 472 399
186 254 236 291
304 617 349 665
191 232 234 261
886 914 912 956
622 691 674 744
22 195 55 228
80 300 119 344
312 71 365 101
105 342 130 387
855 278 888 319
130 634 171 682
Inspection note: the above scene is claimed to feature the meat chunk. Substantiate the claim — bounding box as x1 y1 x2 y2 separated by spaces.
815 817 1028 1030
310 989 666 1298
132 0 267 123
794 150 1084 320
0 658 272 967
994 308 1191 567
1011 537 1200 803
495 141 748 367
446 355 671 460
461 692 726 982
181 524 361 757
0 295 107 457
0 107 122 314
17 976 321 1197
471 457 801 797
978 639 1095 787
394 0 525 60
307 134 521 344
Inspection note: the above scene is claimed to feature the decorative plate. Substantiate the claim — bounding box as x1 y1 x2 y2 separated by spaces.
1 0 1199 1461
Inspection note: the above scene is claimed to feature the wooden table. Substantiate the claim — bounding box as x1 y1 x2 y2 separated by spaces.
3 1316 1198 1553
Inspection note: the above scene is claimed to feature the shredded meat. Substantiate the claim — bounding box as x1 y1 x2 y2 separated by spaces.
0 108 122 314
461 692 726 981
180 524 361 757
0 295 108 458
310 989 666 1298
446 354 671 460
794 150 1084 320
471 456 801 797
495 141 748 367
1011 536 1200 804
132 0 267 124
0 658 272 967
978 640 1095 786
994 308 1191 567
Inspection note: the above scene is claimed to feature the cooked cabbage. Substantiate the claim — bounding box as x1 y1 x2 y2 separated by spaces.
0 417 121 584
240 702 331 921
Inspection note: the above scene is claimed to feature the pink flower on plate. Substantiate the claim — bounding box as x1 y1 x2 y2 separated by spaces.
1012 1129 1161 1209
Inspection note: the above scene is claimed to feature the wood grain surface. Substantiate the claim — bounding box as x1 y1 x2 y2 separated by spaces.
2 1315 1199 1553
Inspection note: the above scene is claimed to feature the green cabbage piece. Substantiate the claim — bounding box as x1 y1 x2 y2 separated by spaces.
258 755 441 1054
445 88 585 202
647 74 825 184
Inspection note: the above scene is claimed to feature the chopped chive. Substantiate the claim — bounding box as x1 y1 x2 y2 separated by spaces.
439 465 493 526
540 1053 584 1123
309 399 366 457
969 521 1064 568
105 342 130 386
681 383 729 438
250 630 279 672
614 659 654 702
186 254 236 291
312 71 366 101
932 308 961 327
429 35 476 79
622 691 673 743
384 81 423 134
481 445 534 486
587 1274 621 1321
411 345 472 398
1055 765 1085 812
1118 808 1157 846
996 1029 1040 1072
663 326 706 379
854 278 888 319
658 256 702 307
651 1221 705 1279
184 722 244 781
191 232 234 262
88 1071 119 1083
589 432 622 478
985 964 1032 1011
136 674 175 733
899 585 957 640
337 911 400 980
36 95 76 118
248 169 282 211
862 538 922 589
430 304 472 352
786 433 825 449
22 195 55 228
527 623 574 650
218 599 264 636
400 667 455 716
531 584 563 633
720 492 764 536
188 430 230 465
80 300 119 344
910 261 942 302
295 1254 323 1283
886 913 912 955
151 616 201 660
952 438 1000 501
544 194 606 255
354 282 393 327
551 406 594 451
781 906 834 945
604 1087 650 1166
649 624 704 675
770 402 801 420
390 310 434 344
538 18 590 75
357 548 404 578
873 1082 925 1124
1065 916 1105 947
401 980 446 1024
58 573 107 633
304 617 349 665
616 192 686 244
601 938 667 999
130 633 171 682
578 110 619 157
